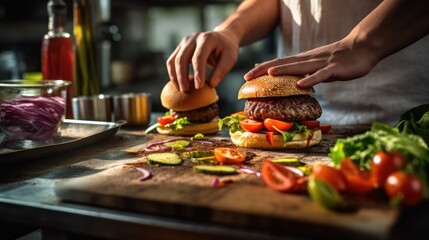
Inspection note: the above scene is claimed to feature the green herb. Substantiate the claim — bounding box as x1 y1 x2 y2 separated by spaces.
218 114 246 133
166 117 191 130
395 104 429 146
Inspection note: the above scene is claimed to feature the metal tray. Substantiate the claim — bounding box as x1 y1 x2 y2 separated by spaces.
0 119 126 165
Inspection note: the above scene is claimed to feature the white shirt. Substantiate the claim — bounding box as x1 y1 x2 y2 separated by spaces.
279 0 429 125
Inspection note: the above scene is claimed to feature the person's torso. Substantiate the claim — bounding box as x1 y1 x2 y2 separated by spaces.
279 0 429 125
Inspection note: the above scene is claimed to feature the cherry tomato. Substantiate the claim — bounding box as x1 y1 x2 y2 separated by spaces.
320 124 332 133
214 148 246 165
339 158 374 194
312 164 347 191
299 120 320 129
265 131 275 145
261 161 301 192
385 171 424 206
263 118 293 132
157 116 175 126
240 118 263 133
371 151 406 188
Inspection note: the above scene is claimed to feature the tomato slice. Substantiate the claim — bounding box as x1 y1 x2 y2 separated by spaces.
299 120 320 129
320 124 332 133
265 131 275 145
261 161 301 192
339 158 373 194
240 118 263 133
263 118 293 132
312 164 347 191
157 116 175 126
214 148 246 165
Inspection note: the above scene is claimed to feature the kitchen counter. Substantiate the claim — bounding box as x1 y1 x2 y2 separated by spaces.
0 115 427 240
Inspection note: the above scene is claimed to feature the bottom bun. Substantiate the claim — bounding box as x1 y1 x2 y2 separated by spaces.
230 129 322 149
156 118 219 136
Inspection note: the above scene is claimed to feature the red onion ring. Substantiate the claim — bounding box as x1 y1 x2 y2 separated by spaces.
134 167 152 181
211 177 220 187
237 167 261 177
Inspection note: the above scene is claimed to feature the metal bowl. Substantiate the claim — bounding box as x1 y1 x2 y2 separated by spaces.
113 93 151 127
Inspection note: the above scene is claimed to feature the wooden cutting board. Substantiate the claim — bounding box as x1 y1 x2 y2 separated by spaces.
55 126 399 240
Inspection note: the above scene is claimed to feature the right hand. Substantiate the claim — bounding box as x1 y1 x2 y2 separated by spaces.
166 30 240 92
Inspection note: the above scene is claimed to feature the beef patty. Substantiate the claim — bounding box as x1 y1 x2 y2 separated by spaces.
170 103 219 123
244 95 322 122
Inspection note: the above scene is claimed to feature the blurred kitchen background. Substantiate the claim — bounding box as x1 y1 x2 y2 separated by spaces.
0 0 278 117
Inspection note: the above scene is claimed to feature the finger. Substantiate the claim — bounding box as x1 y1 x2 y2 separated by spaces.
297 67 333 88
209 52 236 88
267 59 326 76
175 36 198 92
166 47 181 90
193 35 215 89
244 56 308 80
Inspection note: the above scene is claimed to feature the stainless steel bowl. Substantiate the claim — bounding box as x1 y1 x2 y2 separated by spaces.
72 94 114 122
113 93 151 126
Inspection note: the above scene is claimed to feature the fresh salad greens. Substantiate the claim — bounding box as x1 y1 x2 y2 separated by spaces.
329 105 429 196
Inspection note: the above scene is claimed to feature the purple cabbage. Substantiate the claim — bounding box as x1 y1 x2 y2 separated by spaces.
0 96 65 140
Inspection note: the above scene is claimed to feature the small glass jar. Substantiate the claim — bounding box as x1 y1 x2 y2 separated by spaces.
0 80 70 148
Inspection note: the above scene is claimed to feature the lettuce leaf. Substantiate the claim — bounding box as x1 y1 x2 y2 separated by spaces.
166 117 191 130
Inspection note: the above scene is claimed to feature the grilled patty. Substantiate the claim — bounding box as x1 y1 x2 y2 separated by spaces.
170 103 219 123
244 95 322 122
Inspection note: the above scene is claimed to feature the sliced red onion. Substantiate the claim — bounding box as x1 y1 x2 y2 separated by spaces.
134 167 152 181
284 166 304 177
237 167 261 177
211 177 220 187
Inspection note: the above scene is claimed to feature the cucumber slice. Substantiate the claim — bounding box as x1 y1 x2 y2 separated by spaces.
194 165 237 175
147 152 183 166
190 156 217 164
271 158 301 166
163 140 190 150
182 150 214 159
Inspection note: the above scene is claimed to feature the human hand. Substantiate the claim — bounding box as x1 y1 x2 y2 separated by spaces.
243 37 379 88
166 30 240 92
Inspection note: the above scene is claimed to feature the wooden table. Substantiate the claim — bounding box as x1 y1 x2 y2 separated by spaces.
0 116 427 240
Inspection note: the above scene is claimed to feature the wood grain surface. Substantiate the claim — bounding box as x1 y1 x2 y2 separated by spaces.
55 125 399 240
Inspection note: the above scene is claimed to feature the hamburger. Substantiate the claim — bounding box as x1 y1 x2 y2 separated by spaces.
220 75 323 149
156 80 220 135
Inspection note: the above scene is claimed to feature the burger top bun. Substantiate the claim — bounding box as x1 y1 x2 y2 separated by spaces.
230 129 322 149
161 81 219 111
238 75 315 100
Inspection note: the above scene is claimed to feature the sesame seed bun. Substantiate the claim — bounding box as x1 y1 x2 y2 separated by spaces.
238 75 314 99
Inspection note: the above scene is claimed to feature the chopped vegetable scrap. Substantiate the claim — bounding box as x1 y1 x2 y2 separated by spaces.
134 167 152 181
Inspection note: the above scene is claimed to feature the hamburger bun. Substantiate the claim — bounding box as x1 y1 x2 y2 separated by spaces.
230 129 322 149
161 81 219 111
156 118 219 136
238 75 315 99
